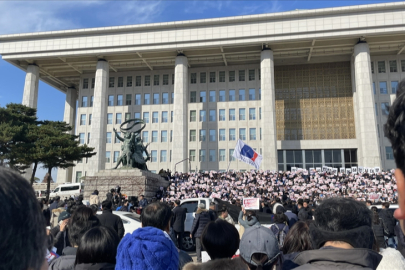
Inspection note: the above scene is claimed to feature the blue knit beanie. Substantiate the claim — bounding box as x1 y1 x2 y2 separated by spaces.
116 226 179 270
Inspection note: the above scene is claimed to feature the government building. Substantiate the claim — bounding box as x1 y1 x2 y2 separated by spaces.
0 2 403 182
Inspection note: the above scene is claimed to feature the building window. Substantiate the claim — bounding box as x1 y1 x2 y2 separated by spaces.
108 95 114 106
386 146 394 160
91 78 95 88
89 114 92 125
389 60 397 72
118 77 123 87
249 89 255 100
391 81 398 94
219 149 226 161
380 82 388 94
172 74 175 84
373 82 376 95
142 131 149 143
199 130 206 142
109 77 115 88
190 91 197 103
161 111 168 123
190 110 196 122
239 89 245 101
402 60 405 72
152 112 159 123
209 130 216 141
259 89 261 100
170 130 173 142
200 72 206 83
107 113 113 124
105 152 111 163
153 93 159 104
115 131 121 143
161 131 167 142
135 94 141 105
190 150 196 161
209 110 216 121
143 112 149 123
229 129 236 141
113 151 120 163
134 112 141 119
154 75 159 86
229 149 235 161
81 96 88 107
209 72 216 83
219 71 225 82
259 107 262 119
89 96 93 107
160 150 167 162
145 75 150 86
219 90 226 101
162 93 169 104
190 130 196 142
209 91 216 102
171 111 173 122
219 129 225 141
135 76 141 87
371 62 374 74
199 110 206 122
116 113 122 124
79 133 85 144
209 149 216 162
229 90 235 101
125 94 132 105
239 108 246 120
144 94 150 105
191 73 197 84
239 128 246 140
106 132 112 143
83 78 89 89
125 113 131 122
375 103 378 116
239 70 245 81
381 102 389 115
152 131 158 142
249 108 256 120
229 109 235 121
126 76 133 87
219 109 225 121
171 92 174 104
249 70 255 81
200 91 206 102
151 150 157 162
378 61 386 73
163 74 169 85
80 114 86 125
260 128 262 140
87 132 91 144
199 150 206 162
250 128 256 140
229 71 235 82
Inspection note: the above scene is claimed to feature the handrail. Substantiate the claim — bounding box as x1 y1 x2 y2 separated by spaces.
174 158 190 173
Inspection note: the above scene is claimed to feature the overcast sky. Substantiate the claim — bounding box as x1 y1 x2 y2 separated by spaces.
0 0 398 181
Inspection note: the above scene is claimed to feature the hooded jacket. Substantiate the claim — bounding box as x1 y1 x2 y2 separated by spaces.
292 247 382 270
191 209 214 238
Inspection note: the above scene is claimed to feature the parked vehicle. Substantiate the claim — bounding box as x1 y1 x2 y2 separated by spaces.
96 211 141 236
49 183 84 199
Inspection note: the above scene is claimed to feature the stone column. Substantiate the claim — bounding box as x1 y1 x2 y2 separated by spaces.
88 60 109 176
57 87 77 183
22 64 39 108
353 42 381 167
260 49 278 170
172 54 188 172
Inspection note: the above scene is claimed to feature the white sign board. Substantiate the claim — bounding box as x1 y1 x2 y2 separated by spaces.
243 197 260 210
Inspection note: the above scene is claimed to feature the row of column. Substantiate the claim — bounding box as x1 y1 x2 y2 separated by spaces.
22 42 381 182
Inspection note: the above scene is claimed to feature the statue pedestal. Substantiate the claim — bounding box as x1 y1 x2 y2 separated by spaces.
83 169 169 201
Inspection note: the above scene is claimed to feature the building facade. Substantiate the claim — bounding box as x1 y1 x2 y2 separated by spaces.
0 2 403 182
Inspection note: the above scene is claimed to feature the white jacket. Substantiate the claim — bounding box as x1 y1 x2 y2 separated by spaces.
377 247 405 270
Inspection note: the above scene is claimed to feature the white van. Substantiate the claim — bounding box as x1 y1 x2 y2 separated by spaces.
49 183 84 199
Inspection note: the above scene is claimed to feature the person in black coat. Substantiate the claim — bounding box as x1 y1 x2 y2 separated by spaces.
172 200 187 249
379 202 397 247
98 200 124 239
191 203 215 262
371 209 386 249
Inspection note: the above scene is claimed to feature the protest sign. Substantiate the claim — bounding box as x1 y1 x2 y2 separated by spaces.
243 197 260 210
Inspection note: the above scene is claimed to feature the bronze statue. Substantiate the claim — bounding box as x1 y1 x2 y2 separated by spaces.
112 119 150 171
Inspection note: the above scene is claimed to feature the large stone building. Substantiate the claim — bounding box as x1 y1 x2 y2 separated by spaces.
0 2 403 182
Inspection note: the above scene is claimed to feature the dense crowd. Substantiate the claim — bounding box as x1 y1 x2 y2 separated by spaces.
163 169 399 205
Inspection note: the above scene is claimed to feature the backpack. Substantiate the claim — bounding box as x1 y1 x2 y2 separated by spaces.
272 224 288 248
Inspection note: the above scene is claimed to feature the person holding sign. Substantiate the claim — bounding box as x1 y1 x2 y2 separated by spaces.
238 206 260 230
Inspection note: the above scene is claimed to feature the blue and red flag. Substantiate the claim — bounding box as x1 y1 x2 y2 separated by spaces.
232 139 263 170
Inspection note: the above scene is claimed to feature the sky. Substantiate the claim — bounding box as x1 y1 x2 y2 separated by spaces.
0 0 399 181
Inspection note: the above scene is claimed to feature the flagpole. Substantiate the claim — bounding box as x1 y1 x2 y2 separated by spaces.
227 160 232 172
